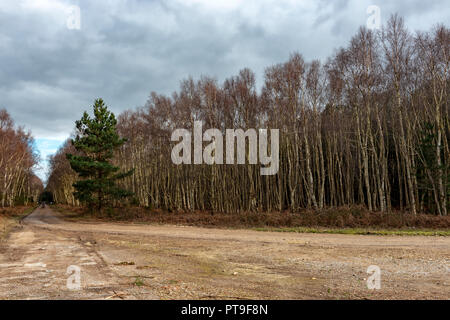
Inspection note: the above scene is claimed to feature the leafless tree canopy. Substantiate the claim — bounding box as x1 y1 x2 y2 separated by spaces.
47 16 449 215
0 109 43 207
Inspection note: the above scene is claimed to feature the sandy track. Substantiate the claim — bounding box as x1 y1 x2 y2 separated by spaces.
0 206 449 299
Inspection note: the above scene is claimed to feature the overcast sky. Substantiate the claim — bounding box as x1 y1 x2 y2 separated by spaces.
0 0 448 181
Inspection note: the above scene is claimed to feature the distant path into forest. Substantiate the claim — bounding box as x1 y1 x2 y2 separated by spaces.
0 206 448 299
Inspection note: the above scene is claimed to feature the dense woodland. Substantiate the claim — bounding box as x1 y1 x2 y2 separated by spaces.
47 16 449 215
0 110 43 207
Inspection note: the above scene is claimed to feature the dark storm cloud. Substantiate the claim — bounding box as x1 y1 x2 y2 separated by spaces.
0 0 448 180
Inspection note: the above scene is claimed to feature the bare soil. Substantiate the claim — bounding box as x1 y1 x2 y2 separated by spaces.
0 206 448 300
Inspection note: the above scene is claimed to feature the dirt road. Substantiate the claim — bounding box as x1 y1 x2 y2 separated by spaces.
0 206 448 300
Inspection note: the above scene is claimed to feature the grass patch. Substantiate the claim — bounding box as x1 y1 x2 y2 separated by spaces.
253 227 450 236
133 276 144 287
115 261 135 266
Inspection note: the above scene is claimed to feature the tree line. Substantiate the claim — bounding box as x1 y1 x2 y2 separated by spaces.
47 15 449 215
0 109 43 207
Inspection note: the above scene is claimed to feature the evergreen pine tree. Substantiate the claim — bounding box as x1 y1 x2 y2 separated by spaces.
66 99 134 213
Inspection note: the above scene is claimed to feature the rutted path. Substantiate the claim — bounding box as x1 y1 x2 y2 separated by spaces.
0 206 449 299
0 208 138 299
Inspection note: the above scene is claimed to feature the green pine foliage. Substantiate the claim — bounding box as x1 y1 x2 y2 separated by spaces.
66 99 134 212
416 121 450 214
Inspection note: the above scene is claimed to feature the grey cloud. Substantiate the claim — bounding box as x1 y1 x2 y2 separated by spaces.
0 0 448 179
